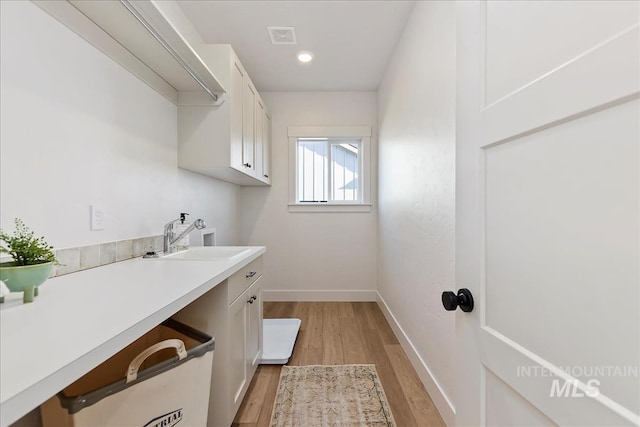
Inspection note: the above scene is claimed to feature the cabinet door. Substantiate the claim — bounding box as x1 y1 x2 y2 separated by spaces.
230 62 244 171
246 277 263 376
242 81 256 176
229 290 248 410
255 99 265 181
262 112 271 183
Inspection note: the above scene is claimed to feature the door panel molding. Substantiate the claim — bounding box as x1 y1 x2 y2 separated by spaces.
481 0 639 110
459 1 640 425
480 327 639 426
481 22 639 145
477 99 639 426
483 366 556 426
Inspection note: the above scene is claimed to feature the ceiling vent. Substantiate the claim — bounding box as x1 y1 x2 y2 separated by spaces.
267 27 297 45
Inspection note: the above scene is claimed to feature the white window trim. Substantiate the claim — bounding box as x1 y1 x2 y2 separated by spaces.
288 126 372 213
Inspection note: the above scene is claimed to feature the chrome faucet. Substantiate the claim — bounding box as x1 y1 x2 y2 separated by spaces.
163 213 206 254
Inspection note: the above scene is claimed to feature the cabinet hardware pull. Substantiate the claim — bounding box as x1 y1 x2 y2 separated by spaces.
263 174 269 178
243 162 252 168
246 271 257 278
247 298 254 304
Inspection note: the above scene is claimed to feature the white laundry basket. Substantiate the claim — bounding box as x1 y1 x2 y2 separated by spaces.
41 319 214 427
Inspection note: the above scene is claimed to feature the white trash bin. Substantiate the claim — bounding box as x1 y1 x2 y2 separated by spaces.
41 319 214 427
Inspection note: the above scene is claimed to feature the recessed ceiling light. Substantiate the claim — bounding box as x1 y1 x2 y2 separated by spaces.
297 51 314 63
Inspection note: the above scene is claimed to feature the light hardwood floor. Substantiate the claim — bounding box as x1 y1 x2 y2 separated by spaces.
232 302 445 427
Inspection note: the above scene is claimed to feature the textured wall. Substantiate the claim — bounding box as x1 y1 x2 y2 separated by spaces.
240 91 378 300
377 1 456 422
0 1 240 251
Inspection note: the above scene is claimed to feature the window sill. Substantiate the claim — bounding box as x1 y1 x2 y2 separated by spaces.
288 203 372 213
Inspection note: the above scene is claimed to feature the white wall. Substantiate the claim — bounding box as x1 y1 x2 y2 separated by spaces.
377 1 456 424
0 1 240 250
240 91 377 300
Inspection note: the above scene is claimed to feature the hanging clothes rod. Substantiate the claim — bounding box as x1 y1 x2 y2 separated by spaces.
120 0 219 102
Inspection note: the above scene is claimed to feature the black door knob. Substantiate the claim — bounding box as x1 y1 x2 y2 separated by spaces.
441 288 474 312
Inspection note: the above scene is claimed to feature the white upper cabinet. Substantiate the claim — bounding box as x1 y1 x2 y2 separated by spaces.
231 62 245 173
242 80 257 177
177 45 271 186
262 111 272 184
256 99 265 179
255 98 272 184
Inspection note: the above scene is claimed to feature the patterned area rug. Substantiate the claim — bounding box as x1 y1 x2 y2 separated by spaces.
270 364 396 427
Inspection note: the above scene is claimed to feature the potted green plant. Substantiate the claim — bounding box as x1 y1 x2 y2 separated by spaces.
0 219 57 303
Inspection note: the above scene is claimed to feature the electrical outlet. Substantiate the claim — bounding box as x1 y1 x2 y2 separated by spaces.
90 205 104 230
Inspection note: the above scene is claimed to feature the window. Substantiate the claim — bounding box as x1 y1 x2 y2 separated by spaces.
289 126 371 212
297 138 361 203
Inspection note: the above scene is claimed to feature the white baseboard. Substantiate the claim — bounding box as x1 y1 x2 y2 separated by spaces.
263 290 377 302
376 292 455 427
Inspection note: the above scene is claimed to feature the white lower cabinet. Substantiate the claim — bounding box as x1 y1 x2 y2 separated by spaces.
229 288 248 408
246 279 263 375
229 278 263 412
173 256 263 427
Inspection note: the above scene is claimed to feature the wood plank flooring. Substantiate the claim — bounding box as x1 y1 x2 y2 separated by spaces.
232 302 445 427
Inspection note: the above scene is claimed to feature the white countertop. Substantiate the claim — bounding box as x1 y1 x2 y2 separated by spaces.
0 246 265 427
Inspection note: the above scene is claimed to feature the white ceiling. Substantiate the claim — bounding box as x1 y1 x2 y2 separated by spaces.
177 1 415 92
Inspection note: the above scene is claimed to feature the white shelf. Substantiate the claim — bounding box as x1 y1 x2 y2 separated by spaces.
33 0 225 105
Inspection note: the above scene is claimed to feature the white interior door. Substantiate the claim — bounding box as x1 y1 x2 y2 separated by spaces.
455 1 639 426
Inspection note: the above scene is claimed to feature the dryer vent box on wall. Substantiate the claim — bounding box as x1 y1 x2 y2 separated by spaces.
200 228 216 247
